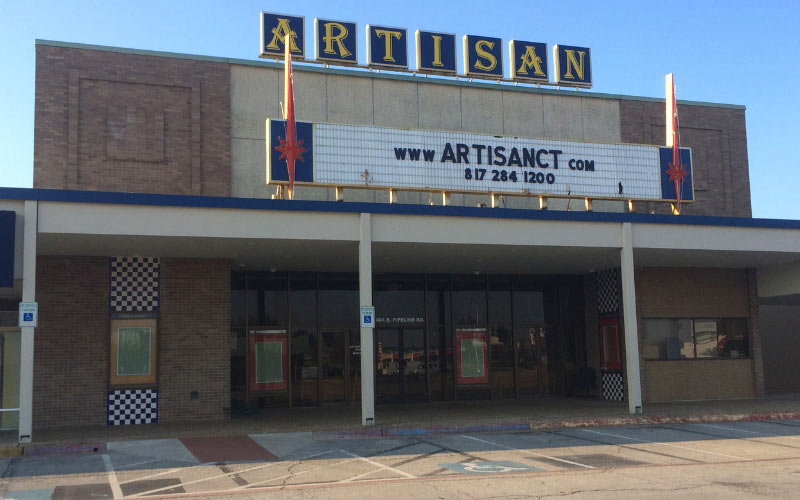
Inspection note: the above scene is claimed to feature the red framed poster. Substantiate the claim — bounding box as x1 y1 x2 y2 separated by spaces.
455 328 489 385
249 330 288 391
599 318 622 370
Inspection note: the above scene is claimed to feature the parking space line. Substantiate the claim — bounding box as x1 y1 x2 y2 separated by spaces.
233 453 362 490
102 454 123 499
129 450 336 497
340 449 417 480
697 423 800 442
113 458 165 471
579 428 750 461
544 430 703 464
458 434 594 469
119 463 213 485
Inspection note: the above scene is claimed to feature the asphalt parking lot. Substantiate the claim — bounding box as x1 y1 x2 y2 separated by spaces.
3 419 800 499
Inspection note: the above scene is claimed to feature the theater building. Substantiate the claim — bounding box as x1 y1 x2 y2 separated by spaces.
1 32 800 443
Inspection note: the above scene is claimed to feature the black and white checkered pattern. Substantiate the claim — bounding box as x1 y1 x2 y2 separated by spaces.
602 372 625 401
110 257 160 312
597 268 620 314
107 389 158 425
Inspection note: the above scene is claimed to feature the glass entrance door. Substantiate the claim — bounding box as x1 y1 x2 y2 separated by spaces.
515 325 551 397
375 328 427 403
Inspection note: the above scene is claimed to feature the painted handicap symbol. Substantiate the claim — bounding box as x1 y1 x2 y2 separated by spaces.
462 462 529 473
440 460 539 475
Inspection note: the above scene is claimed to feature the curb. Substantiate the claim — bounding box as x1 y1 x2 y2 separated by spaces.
22 442 106 457
311 411 800 440
15 411 800 456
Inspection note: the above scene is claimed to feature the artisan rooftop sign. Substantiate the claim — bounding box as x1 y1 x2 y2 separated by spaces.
260 12 592 88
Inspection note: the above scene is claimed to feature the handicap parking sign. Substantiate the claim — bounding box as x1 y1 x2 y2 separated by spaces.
360 306 375 329
18 302 38 327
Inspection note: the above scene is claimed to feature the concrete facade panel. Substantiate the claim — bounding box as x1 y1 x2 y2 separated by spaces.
501 91 544 139
460 87 503 134
542 94 584 140
231 137 267 199
373 79 418 128
418 83 461 132
326 74 373 125
230 65 281 140
581 98 621 142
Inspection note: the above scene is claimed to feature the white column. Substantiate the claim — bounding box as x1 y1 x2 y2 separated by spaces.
19 201 37 443
620 222 643 414
359 213 375 425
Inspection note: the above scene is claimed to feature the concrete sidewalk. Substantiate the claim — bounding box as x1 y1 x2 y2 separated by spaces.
10 394 800 456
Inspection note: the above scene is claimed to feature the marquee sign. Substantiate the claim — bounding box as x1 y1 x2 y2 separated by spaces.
260 12 592 88
266 120 693 202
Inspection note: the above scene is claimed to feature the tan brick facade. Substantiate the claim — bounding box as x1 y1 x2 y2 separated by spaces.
634 267 761 402
620 100 751 217
32 256 230 429
34 45 231 196
159 258 230 422
33 256 109 428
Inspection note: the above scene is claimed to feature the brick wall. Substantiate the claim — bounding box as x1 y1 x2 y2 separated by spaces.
33 256 231 429
34 44 230 196
635 267 758 402
620 100 751 217
159 258 230 422
33 256 109 429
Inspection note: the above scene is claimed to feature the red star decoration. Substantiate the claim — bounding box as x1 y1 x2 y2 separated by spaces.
666 160 688 184
275 137 306 165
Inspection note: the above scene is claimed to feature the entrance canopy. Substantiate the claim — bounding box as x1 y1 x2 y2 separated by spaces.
1 188 795 286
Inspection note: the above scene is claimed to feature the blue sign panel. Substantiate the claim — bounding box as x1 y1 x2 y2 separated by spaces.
659 147 694 201
416 30 456 74
315 19 357 64
267 120 314 184
463 35 503 79
553 44 591 87
509 40 548 83
440 461 540 474
0 211 14 288
261 12 305 59
367 24 408 69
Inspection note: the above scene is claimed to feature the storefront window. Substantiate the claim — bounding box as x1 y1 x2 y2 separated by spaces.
643 318 749 360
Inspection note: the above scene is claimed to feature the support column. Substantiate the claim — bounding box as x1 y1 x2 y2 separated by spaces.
19 201 37 443
620 222 642 414
359 213 375 426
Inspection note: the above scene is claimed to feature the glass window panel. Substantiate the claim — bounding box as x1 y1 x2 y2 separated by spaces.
428 325 453 401
255 341 283 383
290 274 317 327
374 276 425 324
512 277 545 325
117 327 151 376
694 319 720 358
452 276 486 326
643 319 694 360
720 318 749 357
248 272 289 327
319 274 358 326
488 277 512 327
291 327 318 406
426 276 451 327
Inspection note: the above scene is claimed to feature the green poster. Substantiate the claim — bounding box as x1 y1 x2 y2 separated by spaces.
256 341 283 383
460 337 485 378
117 327 151 376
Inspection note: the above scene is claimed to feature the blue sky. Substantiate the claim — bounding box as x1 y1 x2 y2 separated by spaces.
2 0 799 218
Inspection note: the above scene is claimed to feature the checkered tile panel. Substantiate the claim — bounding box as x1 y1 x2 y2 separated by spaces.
110 257 159 312
107 389 158 425
602 372 624 401
597 268 620 314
